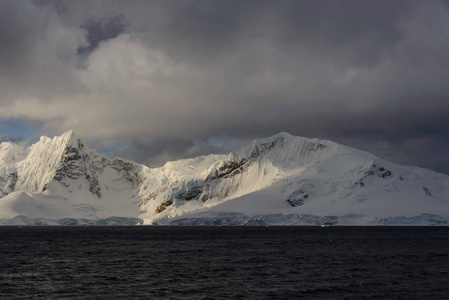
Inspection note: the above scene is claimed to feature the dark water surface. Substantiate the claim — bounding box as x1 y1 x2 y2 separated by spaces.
0 226 448 299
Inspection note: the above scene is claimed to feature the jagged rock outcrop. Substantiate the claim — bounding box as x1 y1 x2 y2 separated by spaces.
286 186 310 207
0 172 18 196
356 163 393 187
54 140 102 197
207 136 284 181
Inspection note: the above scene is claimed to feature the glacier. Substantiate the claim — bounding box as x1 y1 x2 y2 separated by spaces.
1 130 448 225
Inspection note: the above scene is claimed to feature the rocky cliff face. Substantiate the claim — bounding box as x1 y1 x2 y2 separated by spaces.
52 136 142 199
53 138 102 197
0 172 18 197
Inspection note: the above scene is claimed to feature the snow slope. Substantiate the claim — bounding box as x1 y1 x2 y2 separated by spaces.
1 131 448 225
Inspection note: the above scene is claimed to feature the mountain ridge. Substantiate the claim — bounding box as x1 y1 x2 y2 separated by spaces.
1 130 448 225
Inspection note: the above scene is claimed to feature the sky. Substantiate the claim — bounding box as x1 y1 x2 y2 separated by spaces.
0 0 449 174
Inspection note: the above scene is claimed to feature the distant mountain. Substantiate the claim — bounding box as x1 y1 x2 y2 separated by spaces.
1 131 448 225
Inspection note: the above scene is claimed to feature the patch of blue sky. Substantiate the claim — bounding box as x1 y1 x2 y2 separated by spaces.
0 118 43 139
193 136 229 147
206 137 228 146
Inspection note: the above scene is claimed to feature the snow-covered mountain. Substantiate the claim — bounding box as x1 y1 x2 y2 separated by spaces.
0 131 144 225
1 131 448 225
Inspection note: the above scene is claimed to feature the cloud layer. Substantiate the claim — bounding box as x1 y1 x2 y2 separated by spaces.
1 0 449 173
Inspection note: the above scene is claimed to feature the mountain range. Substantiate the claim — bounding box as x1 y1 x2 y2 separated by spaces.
1 130 448 225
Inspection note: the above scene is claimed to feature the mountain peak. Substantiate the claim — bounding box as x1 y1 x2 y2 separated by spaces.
56 130 86 150
256 131 293 144
37 130 77 146
60 130 79 144
60 129 74 139
273 131 293 138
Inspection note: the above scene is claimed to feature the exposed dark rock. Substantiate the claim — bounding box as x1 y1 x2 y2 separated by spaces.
287 195 308 207
155 199 173 214
54 143 102 198
207 137 284 182
356 163 392 187
249 137 284 159
109 159 141 186
87 175 101 198
61 145 82 163
177 186 203 201
286 188 310 207
209 159 248 180
0 172 18 196
422 186 432 196
52 138 143 199
382 170 392 178
200 137 286 202
55 145 84 181
140 192 156 207
308 142 327 151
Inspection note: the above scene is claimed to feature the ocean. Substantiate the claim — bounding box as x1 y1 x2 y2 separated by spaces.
0 226 448 299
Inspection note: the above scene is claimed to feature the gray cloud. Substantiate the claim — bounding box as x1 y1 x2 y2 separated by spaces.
1 0 449 174
114 137 236 168
333 124 449 174
32 0 66 14
0 1 42 71
77 13 128 57
0 135 24 144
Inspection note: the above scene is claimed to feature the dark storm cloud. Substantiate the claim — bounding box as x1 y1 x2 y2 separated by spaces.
124 0 410 68
32 0 66 14
115 137 234 168
77 13 128 57
334 125 449 175
0 1 39 70
267 1 411 66
116 138 193 167
1 0 449 174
